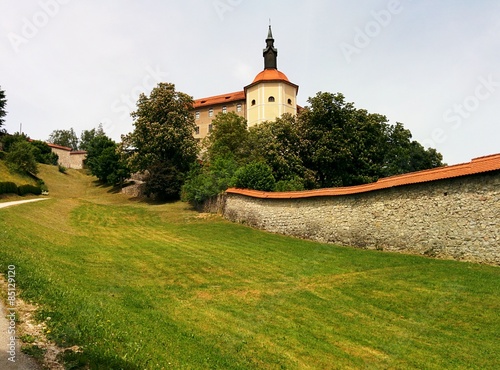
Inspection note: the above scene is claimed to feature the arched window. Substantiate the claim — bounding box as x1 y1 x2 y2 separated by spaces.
287 99 292 105
268 96 275 102
251 99 256 106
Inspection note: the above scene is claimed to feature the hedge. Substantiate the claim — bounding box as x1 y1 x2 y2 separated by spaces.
0 182 18 195
17 184 42 196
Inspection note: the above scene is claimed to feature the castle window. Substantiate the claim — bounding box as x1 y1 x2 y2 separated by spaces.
195 111 200 120
251 99 256 106
208 108 214 117
195 126 200 135
268 96 275 102
288 99 292 105
222 106 227 114
236 104 242 112
208 124 213 132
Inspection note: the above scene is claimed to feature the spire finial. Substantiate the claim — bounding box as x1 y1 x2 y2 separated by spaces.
263 23 277 69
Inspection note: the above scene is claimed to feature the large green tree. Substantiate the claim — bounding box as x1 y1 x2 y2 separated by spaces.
85 135 130 185
203 112 249 163
48 128 79 150
248 114 311 187
122 82 198 200
0 86 6 131
5 141 38 175
298 92 387 187
80 124 105 151
382 122 444 176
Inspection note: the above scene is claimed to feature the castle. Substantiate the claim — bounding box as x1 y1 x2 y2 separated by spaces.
192 26 299 139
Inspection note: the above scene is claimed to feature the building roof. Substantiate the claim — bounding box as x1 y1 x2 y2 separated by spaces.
251 69 290 84
193 91 245 108
226 153 500 199
46 143 73 151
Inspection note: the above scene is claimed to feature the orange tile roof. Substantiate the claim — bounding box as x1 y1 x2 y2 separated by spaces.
47 143 73 151
226 153 500 199
251 69 290 83
193 91 245 108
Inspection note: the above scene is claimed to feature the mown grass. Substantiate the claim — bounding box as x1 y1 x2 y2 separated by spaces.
0 164 499 369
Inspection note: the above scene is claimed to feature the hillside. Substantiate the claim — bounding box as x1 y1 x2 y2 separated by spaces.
0 165 499 369
0 159 38 186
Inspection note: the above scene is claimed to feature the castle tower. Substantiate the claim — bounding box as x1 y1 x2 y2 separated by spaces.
244 25 299 128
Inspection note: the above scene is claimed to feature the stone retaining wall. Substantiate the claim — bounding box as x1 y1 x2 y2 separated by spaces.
223 172 500 265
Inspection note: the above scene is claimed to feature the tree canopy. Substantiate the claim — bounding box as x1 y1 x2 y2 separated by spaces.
182 90 445 202
122 82 199 200
48 128 79 150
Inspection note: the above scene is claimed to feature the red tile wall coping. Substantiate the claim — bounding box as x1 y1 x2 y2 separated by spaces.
226 153 500 199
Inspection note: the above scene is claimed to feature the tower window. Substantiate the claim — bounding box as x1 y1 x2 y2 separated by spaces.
251 99 256 106
208 108 214 117
268 96 275 102
288 99 292 105
222 106 227 114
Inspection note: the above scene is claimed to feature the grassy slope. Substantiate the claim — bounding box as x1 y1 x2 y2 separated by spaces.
0 164 499 369
0 159 39 201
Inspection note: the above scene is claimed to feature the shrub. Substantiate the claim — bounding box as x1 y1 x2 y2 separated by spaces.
0 151 5 160
5 141 38 175
58 164 67 174
0 182 18 195
234 162 275 191
18 184 42 196
275 177 305 192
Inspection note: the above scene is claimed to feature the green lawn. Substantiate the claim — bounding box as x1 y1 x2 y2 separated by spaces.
0 165 499 369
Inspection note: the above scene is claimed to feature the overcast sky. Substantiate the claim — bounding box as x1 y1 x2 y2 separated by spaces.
1 0 499 165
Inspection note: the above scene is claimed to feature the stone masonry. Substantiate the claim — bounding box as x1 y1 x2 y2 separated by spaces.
224 172 500 265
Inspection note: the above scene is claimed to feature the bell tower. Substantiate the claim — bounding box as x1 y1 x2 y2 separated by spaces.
244 25 299 128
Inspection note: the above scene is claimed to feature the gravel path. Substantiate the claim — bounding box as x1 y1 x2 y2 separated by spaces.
0 199 50 209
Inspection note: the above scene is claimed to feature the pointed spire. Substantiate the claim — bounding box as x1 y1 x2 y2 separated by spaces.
263 24 278 70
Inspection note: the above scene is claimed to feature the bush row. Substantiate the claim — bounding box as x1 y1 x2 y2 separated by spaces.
0 182 43 196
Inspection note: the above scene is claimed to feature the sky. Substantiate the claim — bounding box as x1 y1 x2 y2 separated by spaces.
1 0 499 165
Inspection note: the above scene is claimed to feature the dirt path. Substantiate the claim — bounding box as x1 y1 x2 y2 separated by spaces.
1 198 49 369
0 301 41 369
0 199 50 209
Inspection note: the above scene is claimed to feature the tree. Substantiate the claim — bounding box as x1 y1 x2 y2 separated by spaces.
122 83 198 200
247 114 309 186
382 122 444 176
0 86 6 131
48 128 79 150
298 92 387 187
181 155 239 205
234 162 276 191
30 140 59 165
203 112 249 163
85 135 130 185
5 141 38 175
80 124 105 151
